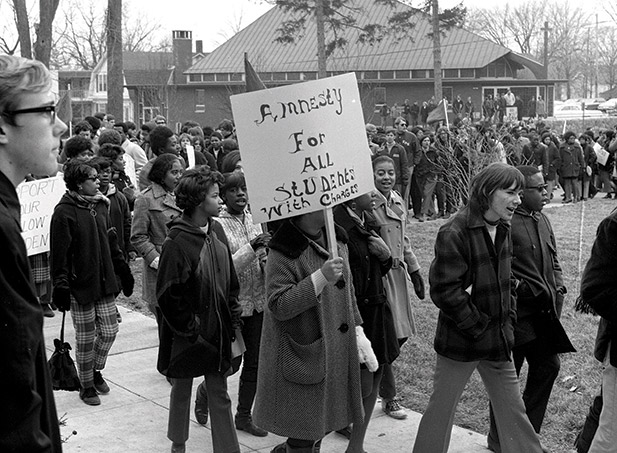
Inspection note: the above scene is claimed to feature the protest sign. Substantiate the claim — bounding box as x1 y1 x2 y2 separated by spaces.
230 72 374 225
594 142 609 166
16 175 66 256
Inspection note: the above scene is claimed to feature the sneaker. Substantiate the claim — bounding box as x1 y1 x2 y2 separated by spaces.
116 306 122 323
382 398 408 420
93 370 110 394
80 386 101 406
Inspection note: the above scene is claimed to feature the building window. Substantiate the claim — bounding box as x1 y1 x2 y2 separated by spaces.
287 73 301 81
195 89 205 113
230 73 242 82
303 72 317 80
259 72 272 81
442 87 453 105
96 74 107 92
460 68 475 78
363 71 378 80
411 70 426 79
380 71 394 79
444 69 458 78
273 72 286 81
215 73 229 82
395 70 410 79
188 74 202 82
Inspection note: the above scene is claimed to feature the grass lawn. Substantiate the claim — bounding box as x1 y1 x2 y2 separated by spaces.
117 196 616 452
398 197 617 452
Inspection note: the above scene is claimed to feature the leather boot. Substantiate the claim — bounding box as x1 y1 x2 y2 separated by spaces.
235 380 267 436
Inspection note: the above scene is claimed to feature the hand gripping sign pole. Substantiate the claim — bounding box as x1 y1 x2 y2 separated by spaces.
230 73 375 254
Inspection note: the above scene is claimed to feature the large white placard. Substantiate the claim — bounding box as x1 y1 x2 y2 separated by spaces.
231 73 374 224
16 176 66 256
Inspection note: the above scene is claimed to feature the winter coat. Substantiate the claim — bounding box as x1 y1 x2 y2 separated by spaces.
50 192 122 304
511 207 569 349
333 205 399 366
580 210 617 367
253 220 363 440
131 183 182 310
156 217 241 377
582 144 597 182
371 190 420 338
105 183 135 259
559 142 585 178
215 208 266 316
429 205 516 362
545 142 561 181
0 171 61 452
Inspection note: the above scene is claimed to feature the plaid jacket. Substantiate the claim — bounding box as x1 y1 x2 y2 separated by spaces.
429 205 516 362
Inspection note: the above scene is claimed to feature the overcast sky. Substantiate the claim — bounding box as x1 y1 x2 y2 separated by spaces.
131 0 593 53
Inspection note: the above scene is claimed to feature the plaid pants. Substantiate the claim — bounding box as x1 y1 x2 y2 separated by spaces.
70 294 119 388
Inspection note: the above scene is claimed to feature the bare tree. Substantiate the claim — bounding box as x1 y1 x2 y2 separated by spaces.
598 27 617 90
12 0 32 58
0 1 20 54
548 1 589 98
34 0 60 65
466 1 546 55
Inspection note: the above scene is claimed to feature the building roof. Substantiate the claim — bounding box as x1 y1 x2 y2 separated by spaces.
187 0 517 75
122 51 173 86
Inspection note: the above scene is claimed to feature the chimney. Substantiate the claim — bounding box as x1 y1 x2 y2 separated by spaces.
172 30 192 84
196 40 203 55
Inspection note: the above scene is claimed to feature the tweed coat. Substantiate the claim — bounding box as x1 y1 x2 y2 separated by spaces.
558 142 584 178
429 205 516 362
253 220 364 440
130 183 182 311
371 190 419 338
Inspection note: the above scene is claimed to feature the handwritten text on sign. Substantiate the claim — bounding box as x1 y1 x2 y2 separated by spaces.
16 176 66 256
231 73 374 224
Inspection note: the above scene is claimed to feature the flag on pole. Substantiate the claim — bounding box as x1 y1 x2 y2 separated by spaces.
427 99 448 124
244 53 266 92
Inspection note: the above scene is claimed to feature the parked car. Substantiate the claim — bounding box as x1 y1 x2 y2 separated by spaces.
552 104 608 119
598 98 617 113
581 98 606 110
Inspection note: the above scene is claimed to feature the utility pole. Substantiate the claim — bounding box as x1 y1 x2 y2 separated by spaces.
541 21 551 79
315 0 327 79
432 0 443 102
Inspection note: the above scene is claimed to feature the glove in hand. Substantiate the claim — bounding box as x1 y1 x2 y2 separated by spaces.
250 232 271 251
410 270 425 300
356 326 379 372
367 235 391 261
52 286 71 312
117 261 135 297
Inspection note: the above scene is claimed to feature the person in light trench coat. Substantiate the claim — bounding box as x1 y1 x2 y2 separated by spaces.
130 154 183 323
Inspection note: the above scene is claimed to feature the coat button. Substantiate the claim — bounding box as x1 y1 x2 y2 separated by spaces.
339 323 349 333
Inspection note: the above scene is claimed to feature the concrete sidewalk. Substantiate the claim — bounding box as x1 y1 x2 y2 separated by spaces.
43 306 490 453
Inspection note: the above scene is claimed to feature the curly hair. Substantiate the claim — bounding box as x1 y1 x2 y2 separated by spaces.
63 160 96 192
175 166 224 215
148 154 180 186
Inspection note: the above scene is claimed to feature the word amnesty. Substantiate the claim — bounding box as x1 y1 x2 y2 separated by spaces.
255 87 343 125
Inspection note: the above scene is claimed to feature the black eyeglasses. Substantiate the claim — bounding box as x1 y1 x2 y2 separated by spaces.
526 184 548 192
3 104 56 124
85 175 100 181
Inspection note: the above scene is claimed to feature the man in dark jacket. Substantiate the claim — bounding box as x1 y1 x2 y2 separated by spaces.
0 54 67 452
577 207 617 451
487 166 573 452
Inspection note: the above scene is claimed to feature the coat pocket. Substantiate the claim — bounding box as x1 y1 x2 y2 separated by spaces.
280 333 325 385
